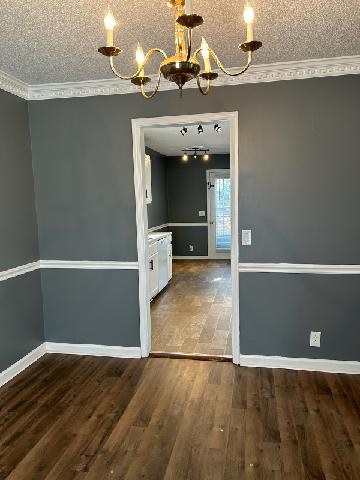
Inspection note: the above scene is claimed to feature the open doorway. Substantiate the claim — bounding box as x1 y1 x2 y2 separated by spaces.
132 112 239 364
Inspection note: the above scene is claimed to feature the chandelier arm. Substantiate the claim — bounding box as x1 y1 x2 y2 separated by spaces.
196 76 211 96
186 29 192 62
109 48 168 81
194 47 252 77
140 69 162 100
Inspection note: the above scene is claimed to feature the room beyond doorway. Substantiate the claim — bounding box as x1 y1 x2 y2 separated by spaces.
131 112 239 363
144 117 232 359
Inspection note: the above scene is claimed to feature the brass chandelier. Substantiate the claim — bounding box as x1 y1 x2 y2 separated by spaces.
98 0 262 99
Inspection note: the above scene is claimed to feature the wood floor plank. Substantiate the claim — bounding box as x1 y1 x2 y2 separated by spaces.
151 260 232 356
0 355 359 479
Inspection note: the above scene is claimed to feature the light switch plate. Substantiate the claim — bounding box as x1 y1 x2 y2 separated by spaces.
199 211 206 217
242 229 252 246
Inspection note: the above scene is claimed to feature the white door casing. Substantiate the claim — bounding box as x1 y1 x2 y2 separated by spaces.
131 112 240 364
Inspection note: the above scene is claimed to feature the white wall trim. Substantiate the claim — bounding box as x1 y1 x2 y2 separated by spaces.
21 55 360 100
0 343 47 388
45 342 141 358
2 55 359 101
40 260 139 270
0 260 140 284
238 263 360 274
0 261 40 282
132 111 240 364
240 354 360 374
0 69 29 99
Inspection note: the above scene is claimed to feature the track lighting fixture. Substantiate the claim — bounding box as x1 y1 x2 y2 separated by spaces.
181 147 210 160
179 123 221 136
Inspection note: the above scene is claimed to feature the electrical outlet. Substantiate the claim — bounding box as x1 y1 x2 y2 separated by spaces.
310 331 321 347
199 210 206 217
189 245 194 252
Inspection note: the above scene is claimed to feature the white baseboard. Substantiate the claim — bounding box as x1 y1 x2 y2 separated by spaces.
45 342 142 358
0 343 47 388
240 354 360 374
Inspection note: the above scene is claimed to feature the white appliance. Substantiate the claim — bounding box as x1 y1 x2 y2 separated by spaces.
148 232 172 300
158 237 170 292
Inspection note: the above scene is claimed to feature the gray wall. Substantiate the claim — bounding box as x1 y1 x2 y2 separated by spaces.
145 147 168 229
42 269 140 346
0 90 44 371
167 154 230 223
0 272 44 372
239 273 360 361
146 152 229 255
166 154 230 256
28 75 360 360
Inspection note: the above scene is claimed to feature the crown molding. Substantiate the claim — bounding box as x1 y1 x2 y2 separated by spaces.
1 55 359 101
0 70 29 100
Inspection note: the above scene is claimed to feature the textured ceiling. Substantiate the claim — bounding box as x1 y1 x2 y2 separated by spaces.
0 1 359 85
145 121 230 156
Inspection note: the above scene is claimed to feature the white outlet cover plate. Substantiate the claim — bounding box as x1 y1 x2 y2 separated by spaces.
310 331 321 347
198 211 206 217
242 229 252 246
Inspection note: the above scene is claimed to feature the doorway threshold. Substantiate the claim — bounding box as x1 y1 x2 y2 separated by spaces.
150 351 233 363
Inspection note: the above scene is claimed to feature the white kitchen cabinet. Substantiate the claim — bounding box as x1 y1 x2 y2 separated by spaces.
148 232 172 300
167 242 172 281
149 252 159 300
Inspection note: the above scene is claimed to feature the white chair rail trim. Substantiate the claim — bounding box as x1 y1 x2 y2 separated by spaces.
238 263 360 274
0 261 40 282
0 260 139 283
1 55 359 101
39 260 139 270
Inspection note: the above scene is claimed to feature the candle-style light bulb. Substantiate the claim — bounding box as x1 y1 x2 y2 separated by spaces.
185 0 192 15
104 9 116 46
243 2 254 42
201 37 211 73
136 43 145 77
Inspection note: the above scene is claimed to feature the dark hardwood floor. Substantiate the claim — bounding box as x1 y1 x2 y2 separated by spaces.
0 354 359 479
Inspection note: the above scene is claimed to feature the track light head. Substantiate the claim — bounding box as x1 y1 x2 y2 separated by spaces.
197 124 203 134
214 124 221 133
182 153 188 161
203 153 209 161
180 127 188 136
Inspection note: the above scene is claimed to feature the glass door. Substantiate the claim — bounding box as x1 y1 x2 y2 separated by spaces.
207 170 231 259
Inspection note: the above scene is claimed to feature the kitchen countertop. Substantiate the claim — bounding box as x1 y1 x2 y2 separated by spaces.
148 231 172 243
